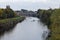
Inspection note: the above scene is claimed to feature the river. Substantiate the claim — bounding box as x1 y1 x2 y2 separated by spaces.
0 17 49 40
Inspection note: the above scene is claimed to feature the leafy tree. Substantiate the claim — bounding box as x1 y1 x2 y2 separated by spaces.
49 9 60 40
37 9 52 26
5 8 15 18
0 7 16 19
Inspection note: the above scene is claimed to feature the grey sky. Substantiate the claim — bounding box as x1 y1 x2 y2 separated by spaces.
0 0 60 11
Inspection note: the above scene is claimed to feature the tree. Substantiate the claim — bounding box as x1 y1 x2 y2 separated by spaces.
5 8 15 18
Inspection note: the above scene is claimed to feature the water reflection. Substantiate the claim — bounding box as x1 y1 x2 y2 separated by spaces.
0 17 49 40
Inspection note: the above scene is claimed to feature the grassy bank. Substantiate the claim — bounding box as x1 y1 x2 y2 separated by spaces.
37 9 60 40
0 16 25 23
0 16 25 35
48 9 60 40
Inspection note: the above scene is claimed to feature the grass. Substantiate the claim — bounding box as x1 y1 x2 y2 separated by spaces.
0 16 25 35
48 9 60 40
0 16 25 23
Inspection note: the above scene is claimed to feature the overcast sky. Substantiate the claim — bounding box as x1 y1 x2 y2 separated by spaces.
0 0 60 11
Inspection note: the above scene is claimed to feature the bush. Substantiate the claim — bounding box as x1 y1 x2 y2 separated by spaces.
0 8 16 19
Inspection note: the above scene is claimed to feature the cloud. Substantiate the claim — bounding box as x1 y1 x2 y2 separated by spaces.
22 0 48 3
0 0 48 3
0 0 60 11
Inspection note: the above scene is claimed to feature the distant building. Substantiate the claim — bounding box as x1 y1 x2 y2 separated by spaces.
6 5 10 9
15 11 23 16
15 9 37 17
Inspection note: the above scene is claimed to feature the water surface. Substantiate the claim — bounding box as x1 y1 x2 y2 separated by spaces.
0 17 49 40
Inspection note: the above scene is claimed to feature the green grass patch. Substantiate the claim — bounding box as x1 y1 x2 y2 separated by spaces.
0 16 25 23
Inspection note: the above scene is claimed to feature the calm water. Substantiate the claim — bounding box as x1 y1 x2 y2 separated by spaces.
0 17 49 40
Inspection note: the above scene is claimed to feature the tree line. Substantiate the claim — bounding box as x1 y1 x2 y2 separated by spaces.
37 8 60 40
0 7 16 19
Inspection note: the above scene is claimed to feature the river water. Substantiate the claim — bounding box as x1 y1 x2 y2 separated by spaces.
0 17 49 40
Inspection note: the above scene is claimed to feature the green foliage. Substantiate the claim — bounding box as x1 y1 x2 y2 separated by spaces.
37 9 52 26
0 9 6 19
5 8 15 18
37 9 45 18
0 16 24 23
49 9 60 40
37 8 60 40
0 8 16 19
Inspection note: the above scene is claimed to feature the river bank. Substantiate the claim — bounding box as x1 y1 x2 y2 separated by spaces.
37 9 60 40
37 9 52 39
0 17 49 40
0 16 25 35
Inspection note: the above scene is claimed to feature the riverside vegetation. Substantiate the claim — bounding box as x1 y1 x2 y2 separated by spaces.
37 8 60 40
0 6 25 35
